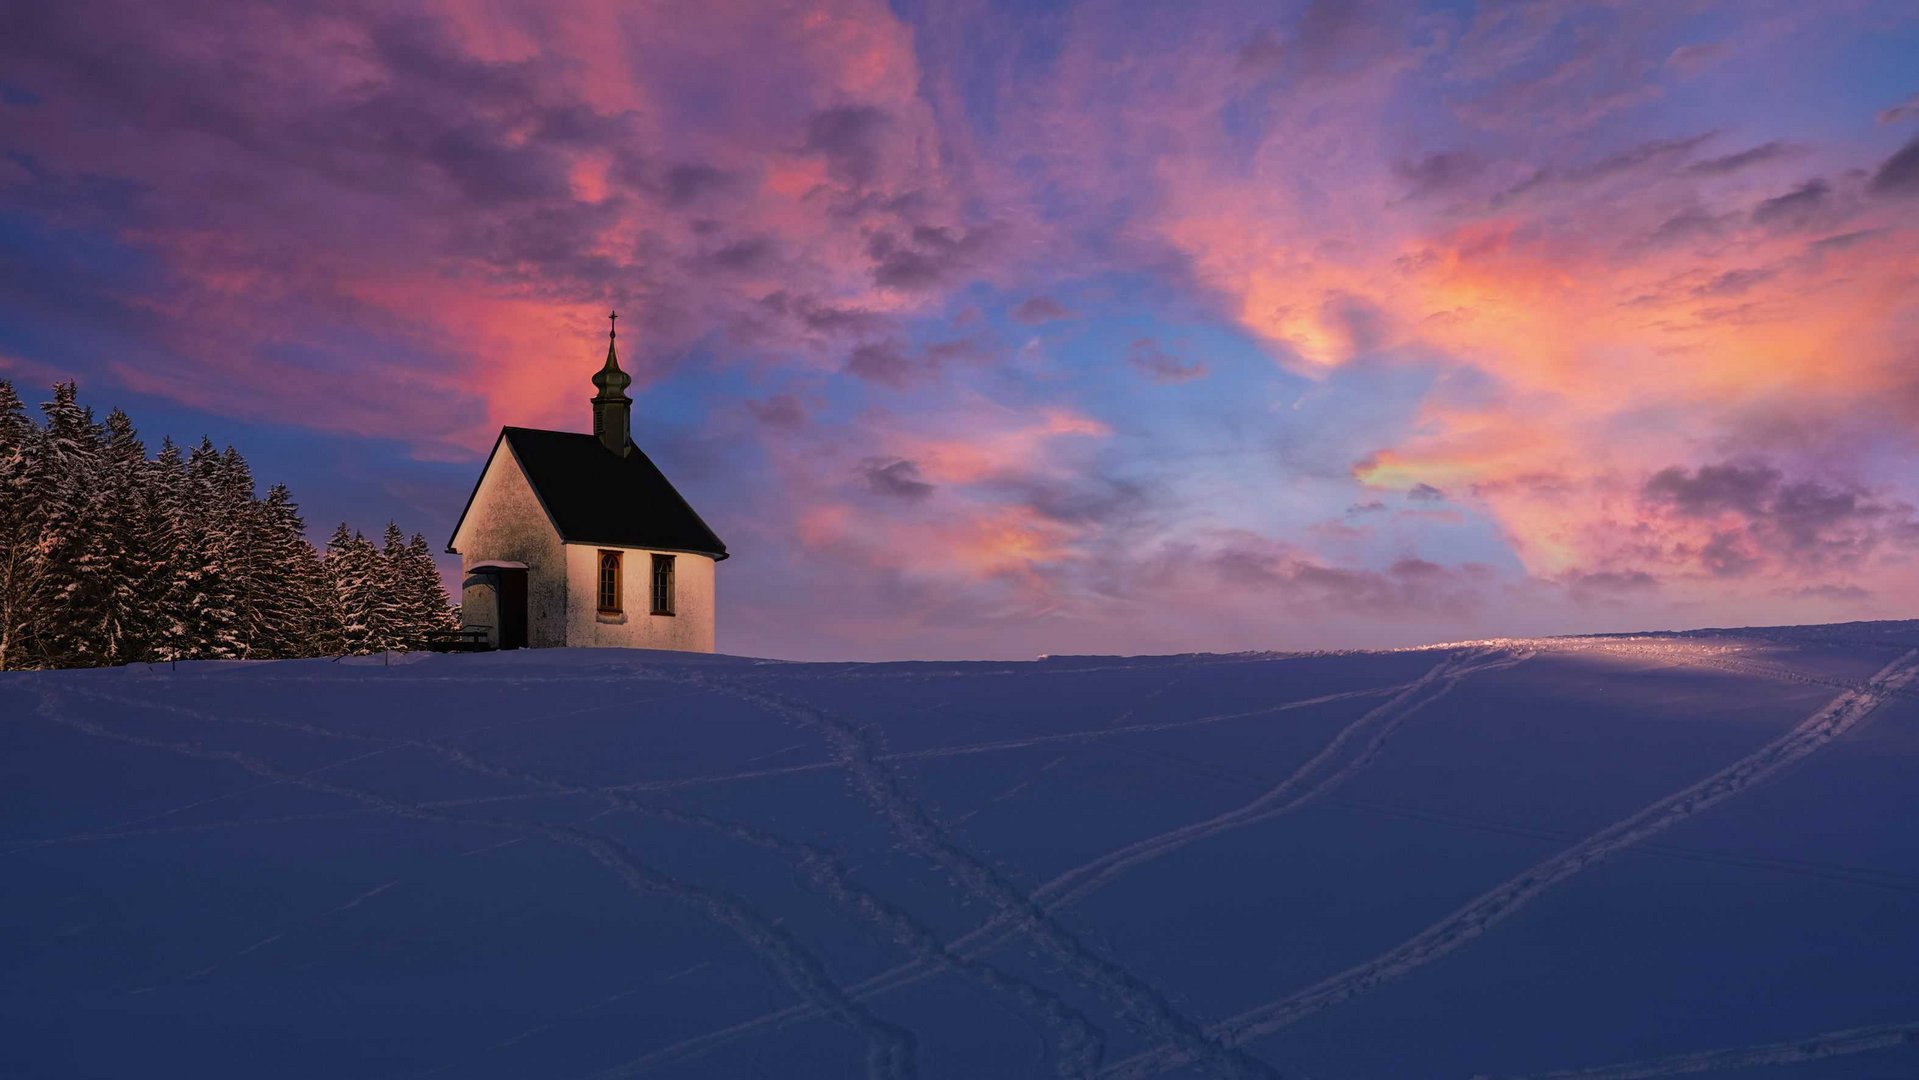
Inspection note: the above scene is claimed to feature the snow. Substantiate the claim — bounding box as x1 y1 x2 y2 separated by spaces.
4 624 1919 1079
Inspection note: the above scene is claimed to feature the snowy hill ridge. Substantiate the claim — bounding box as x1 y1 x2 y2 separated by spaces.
6 623 1919 1079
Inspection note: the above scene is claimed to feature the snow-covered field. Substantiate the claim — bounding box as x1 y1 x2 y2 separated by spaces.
6 623 1919 1079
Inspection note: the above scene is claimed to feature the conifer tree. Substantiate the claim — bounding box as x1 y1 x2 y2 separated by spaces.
378 522 454 649
404 532 459 640
0 381 455 667
326 524 387 654
149 437 198 662
252 485 340 657
377 522 411 648
0 381 41 671
214 445 271 656
33 383 108 667
177 437 245 659
94 409 162 664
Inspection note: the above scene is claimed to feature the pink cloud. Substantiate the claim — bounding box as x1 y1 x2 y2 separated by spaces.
0 0 985 448
977 0 1919 614
6 0 1918 658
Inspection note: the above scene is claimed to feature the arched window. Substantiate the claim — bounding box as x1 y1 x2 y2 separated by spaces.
597 550 622 613
651 554 675 615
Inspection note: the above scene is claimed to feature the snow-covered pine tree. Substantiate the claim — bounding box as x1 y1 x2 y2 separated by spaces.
318 522 460 654
295 507 349 658
325 523 388 654
32 383 110 668
211 444 272 657
251 485 340 658
323 523 358 653
176 437 246 659
376 522 412 648
0 382 448 667
94 409 164 665
149 438 187 661
0 380 43 671
357 527 395 653
404 532 459 641
147 436 212 664
378 521 452 649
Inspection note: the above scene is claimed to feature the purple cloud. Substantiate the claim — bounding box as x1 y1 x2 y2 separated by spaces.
1869 136 1919 196
1751 178 1831 225
1012 296 1073 324
1126 339 1207 383
860 457 935 500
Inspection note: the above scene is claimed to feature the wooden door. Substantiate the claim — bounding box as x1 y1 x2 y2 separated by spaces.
497 568 528 650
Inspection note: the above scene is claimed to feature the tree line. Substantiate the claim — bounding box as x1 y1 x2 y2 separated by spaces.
0 380 457 670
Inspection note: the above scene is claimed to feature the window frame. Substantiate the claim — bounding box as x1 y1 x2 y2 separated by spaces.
596 549 623 614
650 553 676 616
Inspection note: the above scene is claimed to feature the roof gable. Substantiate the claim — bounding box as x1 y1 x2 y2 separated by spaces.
448 428 727 559
447 433 530 554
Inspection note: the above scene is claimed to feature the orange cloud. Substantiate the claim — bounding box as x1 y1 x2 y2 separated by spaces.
889 404 1109 485
1145 99 1919 592
796 499 1080 586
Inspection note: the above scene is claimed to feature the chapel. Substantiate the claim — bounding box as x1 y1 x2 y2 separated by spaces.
447 314 727 651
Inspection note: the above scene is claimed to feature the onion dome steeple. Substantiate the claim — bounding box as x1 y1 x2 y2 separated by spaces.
591 310 633 455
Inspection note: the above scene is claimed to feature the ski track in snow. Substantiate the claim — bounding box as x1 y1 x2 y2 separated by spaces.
412 724 1109 1079
39 683 1104 1080
1480 1019 1919 1078
1101 647 1919 1079
599 648 1526 1074
852 650 1525 1002
15 634 1919 1079
951 754 1070 826
1032 650 1534 914
1 682 1399 855
1328 796 1919 896
13 677 1395 1074
0 695 639 856
659 674 1284 1080
125 877 402 994
23 687 920 1080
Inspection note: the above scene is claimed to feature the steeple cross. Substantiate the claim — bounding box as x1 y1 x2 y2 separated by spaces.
609 310 618 339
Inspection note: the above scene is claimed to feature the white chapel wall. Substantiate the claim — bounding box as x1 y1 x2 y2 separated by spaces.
563 544 716 653
451 444 568 647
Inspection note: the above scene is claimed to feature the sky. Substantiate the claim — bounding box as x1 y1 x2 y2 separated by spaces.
2 0 1917 661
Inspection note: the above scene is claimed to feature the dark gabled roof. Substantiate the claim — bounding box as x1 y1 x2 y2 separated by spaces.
448 427 727 559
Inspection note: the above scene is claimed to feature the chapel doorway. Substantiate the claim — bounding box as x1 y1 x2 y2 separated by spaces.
496 568 528 649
